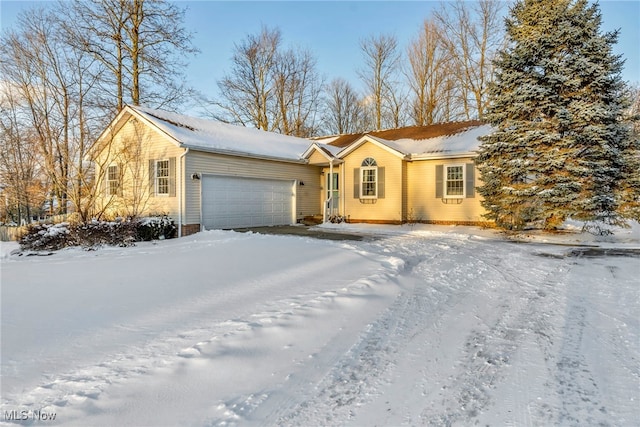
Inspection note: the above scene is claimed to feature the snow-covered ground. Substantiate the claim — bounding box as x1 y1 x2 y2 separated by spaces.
1 223 638 426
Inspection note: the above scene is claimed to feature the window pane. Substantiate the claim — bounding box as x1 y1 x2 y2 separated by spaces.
108 166 117 180
447 180 463 195
157 160 169 177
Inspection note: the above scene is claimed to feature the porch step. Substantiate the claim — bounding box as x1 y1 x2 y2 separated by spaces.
301 215 323 226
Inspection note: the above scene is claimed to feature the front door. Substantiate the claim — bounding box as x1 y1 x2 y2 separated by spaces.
326 172 339 216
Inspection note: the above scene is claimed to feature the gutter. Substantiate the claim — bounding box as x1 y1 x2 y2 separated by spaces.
408 151 478 161
182 144 308 165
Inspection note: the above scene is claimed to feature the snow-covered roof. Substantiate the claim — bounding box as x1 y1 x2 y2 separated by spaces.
114 107 491 163
335 124 492 160
385 124 493 159
319 121 492 160
131 105 312 162
318 143 342 157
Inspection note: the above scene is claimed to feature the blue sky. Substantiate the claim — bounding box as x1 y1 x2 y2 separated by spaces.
1 1 638 106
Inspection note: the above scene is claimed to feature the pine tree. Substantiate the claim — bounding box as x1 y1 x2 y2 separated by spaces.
476 0 639 231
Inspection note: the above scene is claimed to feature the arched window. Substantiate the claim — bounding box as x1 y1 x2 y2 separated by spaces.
360 157 378 198
361 157 377 167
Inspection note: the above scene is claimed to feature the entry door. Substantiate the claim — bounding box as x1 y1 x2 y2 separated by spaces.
326 173 339 215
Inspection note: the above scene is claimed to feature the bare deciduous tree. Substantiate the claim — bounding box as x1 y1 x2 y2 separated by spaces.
273 48 323 137
64 0 198 111
1 9 77 215
0 84 45 224
434 0 504 120
217 26 281 130
216 26 322 136
358 34 401 130
406 18 451 125
321 78 368 135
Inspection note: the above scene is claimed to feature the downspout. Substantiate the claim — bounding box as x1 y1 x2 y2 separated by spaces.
178 147 189 237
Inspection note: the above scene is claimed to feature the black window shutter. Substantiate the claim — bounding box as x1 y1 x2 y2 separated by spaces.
435 165 443 198
353 168 360 198
378 167 385 199
465 163 475 198
149 159 155 197
169 157 176 197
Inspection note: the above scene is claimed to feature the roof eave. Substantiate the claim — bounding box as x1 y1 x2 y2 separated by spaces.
182 144 308 164
409 151 478 161
336 135 406 159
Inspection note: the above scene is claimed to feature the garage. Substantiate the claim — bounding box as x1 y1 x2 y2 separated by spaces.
201 175 296 229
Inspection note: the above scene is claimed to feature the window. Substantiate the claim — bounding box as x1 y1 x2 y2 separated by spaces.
360 157 378 198
445 165 464 198
436 164 474 199
107 165 119 196
155 159 170 195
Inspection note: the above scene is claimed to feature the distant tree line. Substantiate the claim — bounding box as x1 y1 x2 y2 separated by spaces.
215 0 505 136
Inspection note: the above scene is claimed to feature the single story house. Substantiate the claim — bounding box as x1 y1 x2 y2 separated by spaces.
92 105 493 236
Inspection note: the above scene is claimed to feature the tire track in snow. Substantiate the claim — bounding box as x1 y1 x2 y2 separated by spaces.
274 232 575 426
550 254 639 426
417 241 569 426
275 234 529 425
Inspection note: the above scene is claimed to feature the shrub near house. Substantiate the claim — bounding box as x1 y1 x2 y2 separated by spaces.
19 216 177 251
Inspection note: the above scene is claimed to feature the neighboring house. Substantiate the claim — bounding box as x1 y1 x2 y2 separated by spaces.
92 106 493 236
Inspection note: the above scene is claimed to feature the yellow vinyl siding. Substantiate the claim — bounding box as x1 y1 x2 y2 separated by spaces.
94 117 184 219
342 142 404 222
407 158 486 223
307 150 331 165
184 151 321 225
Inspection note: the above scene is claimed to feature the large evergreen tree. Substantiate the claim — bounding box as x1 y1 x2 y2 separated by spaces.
476 0 639 231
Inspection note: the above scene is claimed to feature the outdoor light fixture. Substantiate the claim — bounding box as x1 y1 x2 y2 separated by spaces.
299 181 305 186
191 173 200 180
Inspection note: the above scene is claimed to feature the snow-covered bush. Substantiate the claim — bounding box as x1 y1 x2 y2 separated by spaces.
135 215 177 241
73 219 137 248
20 223 75 251
19 216 177 251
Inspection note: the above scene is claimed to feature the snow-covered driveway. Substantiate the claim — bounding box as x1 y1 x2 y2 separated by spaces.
1 225 638 426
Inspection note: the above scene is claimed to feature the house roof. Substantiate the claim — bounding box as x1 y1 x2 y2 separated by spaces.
379 124 493 159
301 142 343 162
129 105 313 162
94 107 491 164
322 121 491 160
315 120 484 148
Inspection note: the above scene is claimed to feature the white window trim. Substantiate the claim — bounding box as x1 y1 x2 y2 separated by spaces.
107 164 119 196
444 164 465 199
155 159 170 196
360 166 378 199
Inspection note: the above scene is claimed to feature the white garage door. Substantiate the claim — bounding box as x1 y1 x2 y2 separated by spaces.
201 175 295 229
